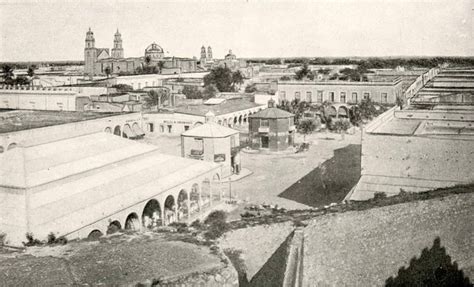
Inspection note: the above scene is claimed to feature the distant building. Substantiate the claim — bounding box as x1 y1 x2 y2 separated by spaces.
347 68 474 201
84 28 197 77
248 99 295 151
277 78 404 105
181 111 240 177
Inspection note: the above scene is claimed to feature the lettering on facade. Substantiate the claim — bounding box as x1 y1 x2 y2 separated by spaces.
163 120 193 125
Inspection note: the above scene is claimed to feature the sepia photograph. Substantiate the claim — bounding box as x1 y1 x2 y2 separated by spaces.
0 0 473 286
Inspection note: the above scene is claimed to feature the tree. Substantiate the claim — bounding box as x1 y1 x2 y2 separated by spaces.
1 64 14 84
145 55 152 66
203 66 240 92
144 89 169 109
14 76 30 86
295 63 311 80
157 61 165 74
298 118 320 142
319 101 334 126
359 98 378 120
280 75 291 81
182 86 202 99
27 65 36 78
202 84 217 99
104 66 111 78
396 96 404 109
231 70 244 90
330 118 351 139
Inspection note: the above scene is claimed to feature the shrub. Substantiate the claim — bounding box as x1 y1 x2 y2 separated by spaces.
190 219 203 229
204 210 227 225
203 210 230 240
47 232 57 245
24 232 42 247
373 192 387 201
169 222 188 233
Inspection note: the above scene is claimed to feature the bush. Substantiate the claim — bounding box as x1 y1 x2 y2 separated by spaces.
46 232 68 245
47 232 56 245
373 192 387 201
203 210 230 240
0 232 6 246
168 222 188 233
204 210 227 225
24 233 42 247
190 219 203 229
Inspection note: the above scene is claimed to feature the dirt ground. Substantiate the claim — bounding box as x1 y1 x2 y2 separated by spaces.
140 129 362 212
0 233 223 286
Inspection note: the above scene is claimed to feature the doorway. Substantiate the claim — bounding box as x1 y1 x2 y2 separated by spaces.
261 136 269 148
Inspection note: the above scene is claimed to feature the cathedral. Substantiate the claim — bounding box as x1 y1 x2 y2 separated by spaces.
84 28 197 77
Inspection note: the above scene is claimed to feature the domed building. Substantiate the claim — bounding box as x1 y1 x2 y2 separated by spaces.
145 42 164 60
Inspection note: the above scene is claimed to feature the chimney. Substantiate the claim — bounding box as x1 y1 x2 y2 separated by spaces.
268 98 275 108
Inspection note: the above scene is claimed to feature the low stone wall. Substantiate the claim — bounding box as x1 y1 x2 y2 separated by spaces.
283 228 305 287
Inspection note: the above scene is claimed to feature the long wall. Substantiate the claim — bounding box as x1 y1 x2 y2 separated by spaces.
277 80 403 104
404 67 439 102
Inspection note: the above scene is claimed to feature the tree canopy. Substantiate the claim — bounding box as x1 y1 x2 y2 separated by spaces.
203 66 244 93
144 89 169 108
295 63 313 80
182 85 203 99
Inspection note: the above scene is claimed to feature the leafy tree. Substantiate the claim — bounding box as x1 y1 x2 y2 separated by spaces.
104 66 111 78
144 89 169 109
317 68 331 75
145 55 152 66
280 75 291 81
319 101 334 126
112 84 133 93
359 98 378 120
396 96 404 109
182 85 202 99
298 118 320 142
14 76 30 85
27 65 36 78
202 84 217 99
1 64 14 84
295 63 311 80
157 61 164 74
203 66 242 92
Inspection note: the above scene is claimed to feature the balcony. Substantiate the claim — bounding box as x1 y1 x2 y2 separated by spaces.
258 126 270 133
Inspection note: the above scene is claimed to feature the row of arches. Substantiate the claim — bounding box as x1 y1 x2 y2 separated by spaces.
0 142 18 154
86 175 222 239
215 109 263 128
104 122 141 139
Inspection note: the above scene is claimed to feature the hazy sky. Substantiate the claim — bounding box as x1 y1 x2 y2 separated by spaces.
0 0 472 61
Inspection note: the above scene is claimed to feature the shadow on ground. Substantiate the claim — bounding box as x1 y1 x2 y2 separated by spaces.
386 237 472 287
279 144 361 207
225 231 293 287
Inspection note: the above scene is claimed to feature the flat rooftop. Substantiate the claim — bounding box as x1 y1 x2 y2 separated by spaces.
0 110 122 134
174 98 264 117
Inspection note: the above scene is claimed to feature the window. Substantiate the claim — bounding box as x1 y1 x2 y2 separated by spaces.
329 92 335 102
167 125 172 133
160 125 165 133
295 92 301 101
340 92 346 103
317 91 323 102
352 92 358 103
261 119 269 127
194 138 203 150
381 93 388 103
148 123 154 132
280 91 286 100
363 92 370 100
306 91 312 102
184 125 189 131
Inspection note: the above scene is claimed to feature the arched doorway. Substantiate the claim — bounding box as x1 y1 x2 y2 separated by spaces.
238 115 242 125
88 229 103 240
223 119 228 126
228 118 233 127
194 122 203 127
164 195 176 225
124 213 140 231
243 115 248 125
234 117 238 126
104 127 112 133
177 189 189 220
189 184 200 215
122 124 132 138
329 106 337 118
142 199 161 229
107 220 122 234
338 106 348 118
113 125 121 136
217 120 223 125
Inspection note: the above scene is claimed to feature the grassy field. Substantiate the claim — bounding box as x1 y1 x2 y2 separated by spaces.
279 144 361 207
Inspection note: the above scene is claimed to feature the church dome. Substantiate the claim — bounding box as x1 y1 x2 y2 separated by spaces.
145 42 164 59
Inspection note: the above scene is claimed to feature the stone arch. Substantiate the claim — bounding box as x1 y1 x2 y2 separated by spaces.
223 119 228 126
88 229 103 240
238 115 242 125
189 183 200 215
329 106 337 118
177 189 189 220
124 212 140 231
142 199 162 228
122 124 132 138
212 173 222 201
164 195 176 225
243 114 248 124
113 125 121 136
217 119 223 125
104 127 112 133
107 220 122 234
194 121 203 127
234 117 238 125
228 118 233 127
7 143 17 150
0 146 4 153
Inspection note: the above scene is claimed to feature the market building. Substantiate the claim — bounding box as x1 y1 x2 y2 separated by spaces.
248 99 296 151
181 111 240 178
0 132 224 246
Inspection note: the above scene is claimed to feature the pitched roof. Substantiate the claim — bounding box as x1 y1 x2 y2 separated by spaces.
248 107 294 119
181 122 238 138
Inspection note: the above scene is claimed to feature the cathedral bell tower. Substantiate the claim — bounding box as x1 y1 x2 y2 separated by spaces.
207 46 213 61
200 45 207 64
111 29 124 58
84 28 97 76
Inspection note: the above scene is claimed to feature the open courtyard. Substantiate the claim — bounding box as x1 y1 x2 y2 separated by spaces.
139 128 362 211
